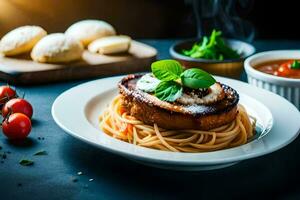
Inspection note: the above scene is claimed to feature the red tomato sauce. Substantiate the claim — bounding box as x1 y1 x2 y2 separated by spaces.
255 60 300 79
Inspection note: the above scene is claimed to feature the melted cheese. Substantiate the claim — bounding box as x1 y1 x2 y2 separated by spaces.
136 74 225 105
136 73 160 92
177 83 224 105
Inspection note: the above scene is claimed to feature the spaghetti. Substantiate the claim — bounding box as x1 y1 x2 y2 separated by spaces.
99 95 256 152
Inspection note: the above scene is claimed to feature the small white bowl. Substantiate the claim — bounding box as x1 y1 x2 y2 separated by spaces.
245 50 300 110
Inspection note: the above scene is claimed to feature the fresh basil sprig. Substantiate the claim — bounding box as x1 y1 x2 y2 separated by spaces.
150 59 216 102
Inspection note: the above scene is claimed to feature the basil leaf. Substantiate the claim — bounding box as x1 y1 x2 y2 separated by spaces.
181 68 216 89
34 150 47 156
19 159 34 166
155 81 183 102
151 60 183 81
291 60 300 69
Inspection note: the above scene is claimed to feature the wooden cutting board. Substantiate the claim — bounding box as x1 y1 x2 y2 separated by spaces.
0 41 157 85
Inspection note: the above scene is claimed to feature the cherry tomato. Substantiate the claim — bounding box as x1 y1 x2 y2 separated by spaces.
0 86 16 105
2 98 33 118
2 113 31 139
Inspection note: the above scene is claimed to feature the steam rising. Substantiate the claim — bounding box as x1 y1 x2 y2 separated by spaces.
188 0 255 41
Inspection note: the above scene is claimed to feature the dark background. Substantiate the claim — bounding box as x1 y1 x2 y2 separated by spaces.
164 0 300 40
224 1 300 39
0 0 299 40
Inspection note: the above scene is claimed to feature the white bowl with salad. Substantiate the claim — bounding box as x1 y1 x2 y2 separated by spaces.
170 30 255 79
245 50 300 110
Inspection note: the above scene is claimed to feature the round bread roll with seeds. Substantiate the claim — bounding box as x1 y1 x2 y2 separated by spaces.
0 25 47 56
88 35 131 54
31 33 84 63
65 20 116 47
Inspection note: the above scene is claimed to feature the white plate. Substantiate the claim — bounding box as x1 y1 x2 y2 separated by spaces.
52 76 300 171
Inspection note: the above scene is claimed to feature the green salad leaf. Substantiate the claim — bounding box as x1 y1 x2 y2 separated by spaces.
182 29 240 60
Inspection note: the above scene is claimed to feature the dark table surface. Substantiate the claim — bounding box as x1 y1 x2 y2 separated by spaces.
0 40 300 200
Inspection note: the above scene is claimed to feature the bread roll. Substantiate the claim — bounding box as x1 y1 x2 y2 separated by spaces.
65 20 116 47
0 25 47 56
88 35 131 54
31 33 83 63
